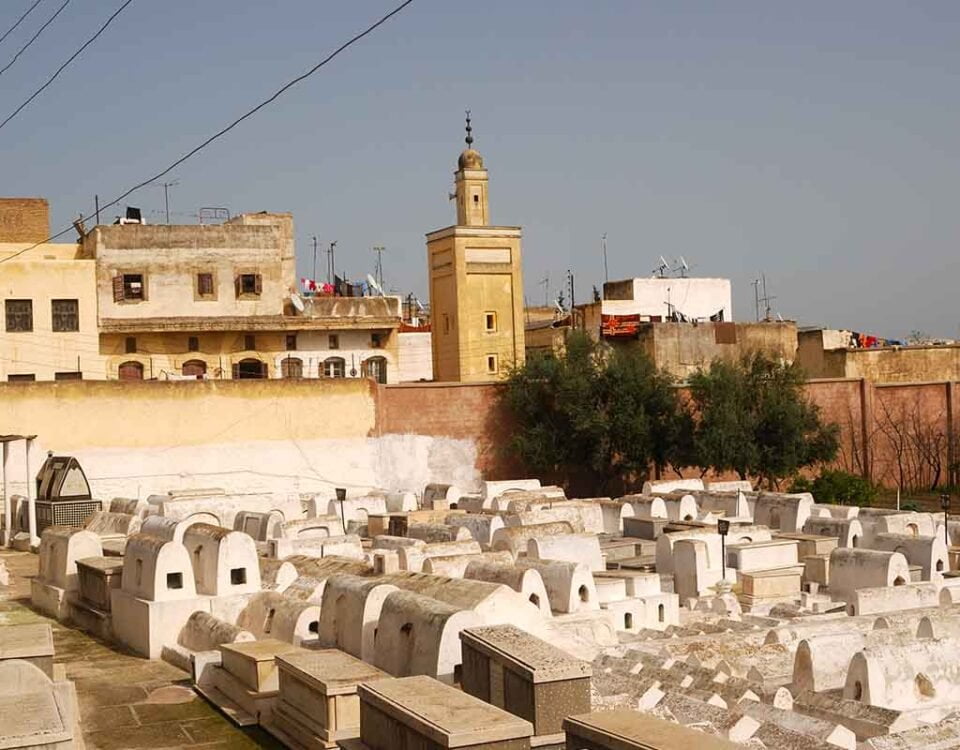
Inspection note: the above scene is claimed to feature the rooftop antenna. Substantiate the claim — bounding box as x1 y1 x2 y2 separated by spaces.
312 236 318 284
752 277 761 322
327 241 338 285
464 109 473 147
601 233 608 282
760 274 776 322
539 273 550 308
372 245 386 291
677 256 689 278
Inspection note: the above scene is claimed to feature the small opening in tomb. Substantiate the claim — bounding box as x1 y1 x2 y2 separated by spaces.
937 560 945 572
529 593 540 607
454 664 463 684
854 681 863 701
230 568 247 585
658 604 665 623
401 622 413 635
852 535 861 548
893 576 906 586
308 620 319 634
373 628 378 641
906 523 919 537
578 585 589 603
624 613 633 629
136 559 143 586
264 609 276 634
683 515 694 521
166 572 183 590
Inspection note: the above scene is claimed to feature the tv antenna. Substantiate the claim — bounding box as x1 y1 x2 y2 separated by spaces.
601 233 608 282
372 245 386 290
539 273 550 307
759 274 776 321
653 256 669 278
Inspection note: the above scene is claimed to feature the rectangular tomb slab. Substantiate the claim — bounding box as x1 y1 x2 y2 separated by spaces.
0 623 55 678
219 639 301 693
563 709 741 750
358 675 533 749
460 625 591 740
76 556 125 612
272 649 391 747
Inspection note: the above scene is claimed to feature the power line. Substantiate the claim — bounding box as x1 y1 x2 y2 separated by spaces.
0 0 71 79
0 0 416 267
0 0 44 48
0 0 135 133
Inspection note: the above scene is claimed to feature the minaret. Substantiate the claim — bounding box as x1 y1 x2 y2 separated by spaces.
455 111 489 227
425 113 525 383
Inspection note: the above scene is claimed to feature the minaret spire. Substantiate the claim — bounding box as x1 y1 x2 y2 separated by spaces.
465 109 473 147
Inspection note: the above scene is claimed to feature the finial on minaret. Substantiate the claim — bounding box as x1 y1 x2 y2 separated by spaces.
464 109 473 147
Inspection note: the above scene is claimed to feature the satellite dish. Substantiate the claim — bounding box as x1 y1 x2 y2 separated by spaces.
290 293 305 313
366 273 385 297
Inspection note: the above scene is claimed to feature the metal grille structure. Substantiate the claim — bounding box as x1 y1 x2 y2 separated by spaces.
36 499 102 534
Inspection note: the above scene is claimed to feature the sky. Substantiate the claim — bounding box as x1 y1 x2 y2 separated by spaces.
2 1 959 339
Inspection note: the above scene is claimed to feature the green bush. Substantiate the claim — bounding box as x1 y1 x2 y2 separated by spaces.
793 469 877 507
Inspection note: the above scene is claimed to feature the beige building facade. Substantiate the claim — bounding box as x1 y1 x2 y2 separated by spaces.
1 201 401 383
427 117 525 383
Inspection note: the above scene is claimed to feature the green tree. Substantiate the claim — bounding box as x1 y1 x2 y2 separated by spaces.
687 352 839 488
500 332 689 493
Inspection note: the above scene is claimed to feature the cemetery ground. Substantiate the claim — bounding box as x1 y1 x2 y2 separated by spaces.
0 548 279 750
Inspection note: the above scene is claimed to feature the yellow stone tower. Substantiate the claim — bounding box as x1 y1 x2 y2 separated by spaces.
427 114 525 382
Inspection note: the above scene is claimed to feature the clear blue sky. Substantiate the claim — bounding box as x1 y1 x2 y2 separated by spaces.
3 1 959 338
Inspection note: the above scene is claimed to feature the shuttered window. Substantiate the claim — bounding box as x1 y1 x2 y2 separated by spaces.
51 299 79 332
4 300 32 332
236 273 262 297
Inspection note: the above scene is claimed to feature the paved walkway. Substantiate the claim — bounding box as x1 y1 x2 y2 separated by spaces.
0 550 281 750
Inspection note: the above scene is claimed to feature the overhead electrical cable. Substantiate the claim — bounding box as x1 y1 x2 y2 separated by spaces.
0 0 71 79
0 0 135 131
0 0 416 267
0 0 44 48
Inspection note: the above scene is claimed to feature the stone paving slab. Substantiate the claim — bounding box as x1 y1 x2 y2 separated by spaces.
0 549 283 750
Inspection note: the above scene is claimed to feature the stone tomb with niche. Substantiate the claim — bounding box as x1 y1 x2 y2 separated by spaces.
343 675 533 750
459 625 590 748
267 648 390 749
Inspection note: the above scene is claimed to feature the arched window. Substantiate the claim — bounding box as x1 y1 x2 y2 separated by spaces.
281 357 303 379
182 359 207 378
323 357 345 379
363 356 388 384
233 358 266 379
118 361 143 380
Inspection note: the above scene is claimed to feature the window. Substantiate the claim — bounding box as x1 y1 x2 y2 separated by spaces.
328 334 340 350
473 193 479 203
51 299 79 332
182 360 206 378
233 358 266 379
371 332 384 349
230 568 247 585
5 300 32 332
188 336 199 352
484 311 497 332
113 273 145 302
124 337 137 354
54 372 82 381
7 374 35 382
118 361 144 381
286 334 297 351
281 357 303 379
243 334 256 351
236 273 262 297
323 357 345 378
167 572 183 590
486 354 498 374
363 356 388 384
196 272 215 298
